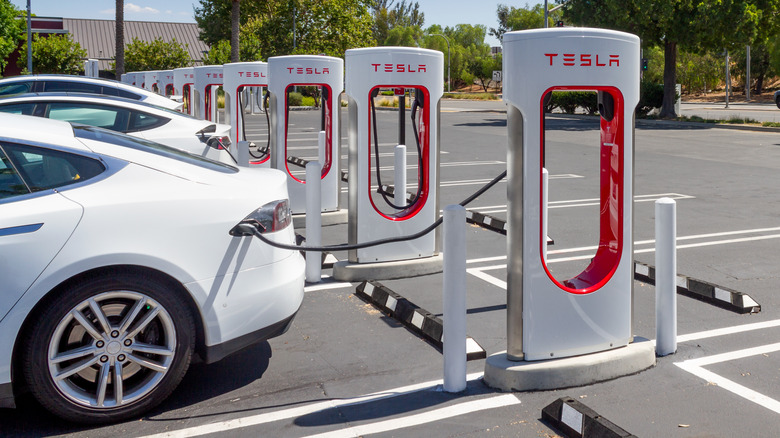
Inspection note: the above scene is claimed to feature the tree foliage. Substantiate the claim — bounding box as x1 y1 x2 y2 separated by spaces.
18 34 87 75
0 0 25 75
203 30 262 65
372 0 424 45
490 2 562 41
422 24 494 90
195 0 375 59
120 37 190 72
563 0 776 117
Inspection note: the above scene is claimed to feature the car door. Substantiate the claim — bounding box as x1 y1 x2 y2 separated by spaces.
0 143 87 321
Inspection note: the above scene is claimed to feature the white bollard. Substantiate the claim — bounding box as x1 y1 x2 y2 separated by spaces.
395 144 407 206
305 161 322 283
443 204 467 393
542 167 549 259
655 198 677 356
237 140 251 167
318 130 326 168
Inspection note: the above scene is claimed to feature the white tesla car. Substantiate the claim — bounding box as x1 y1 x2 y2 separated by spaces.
0 93 234 164
0 74 182 110
0 113 304 423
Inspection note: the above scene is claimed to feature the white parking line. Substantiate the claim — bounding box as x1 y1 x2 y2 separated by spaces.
299 394 521 438
676 343 780 415
304 282 354 293
466 227 780 288
470 193 695 214
139 373 485 438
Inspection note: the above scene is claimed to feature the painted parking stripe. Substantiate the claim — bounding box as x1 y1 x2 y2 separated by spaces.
299 394 521 438
139 373 485 438
470 193 695 214
676 343 780 415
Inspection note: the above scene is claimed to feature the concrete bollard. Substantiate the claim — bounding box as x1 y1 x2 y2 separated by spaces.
237 140 251 167
305 161 322 283
655 198 677 356
443 204 467 392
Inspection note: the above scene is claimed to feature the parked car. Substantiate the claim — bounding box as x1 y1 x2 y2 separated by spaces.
775 90 780 109
0 74 182 110
0 113 304 423
0 93 234 164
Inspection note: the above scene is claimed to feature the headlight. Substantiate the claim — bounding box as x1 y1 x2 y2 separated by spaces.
230 199 292 236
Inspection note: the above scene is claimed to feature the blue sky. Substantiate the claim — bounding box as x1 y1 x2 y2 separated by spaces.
11 1 547 47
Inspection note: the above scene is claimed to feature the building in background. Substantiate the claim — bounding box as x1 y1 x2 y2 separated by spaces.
6 17 208 78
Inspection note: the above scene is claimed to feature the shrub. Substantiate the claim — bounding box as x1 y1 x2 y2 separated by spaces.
287 92 303 106
637 81 664 116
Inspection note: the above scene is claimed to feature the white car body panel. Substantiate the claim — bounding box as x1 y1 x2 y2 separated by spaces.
0 114 304 406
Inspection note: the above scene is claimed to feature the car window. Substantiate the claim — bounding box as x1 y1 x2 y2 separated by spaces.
0 146 29 199
116 88 141 100
72 125 238 174
101 86 119 96
128 111 169 132
0 81 33 96
43 80 102 94
47 102 130 131
0 102 37 116
0 142 105 193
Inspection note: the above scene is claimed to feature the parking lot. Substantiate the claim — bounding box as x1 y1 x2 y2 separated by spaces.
4 100 780 437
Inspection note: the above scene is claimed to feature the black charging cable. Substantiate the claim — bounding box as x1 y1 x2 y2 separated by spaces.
370 88 425 210
239 169 508 252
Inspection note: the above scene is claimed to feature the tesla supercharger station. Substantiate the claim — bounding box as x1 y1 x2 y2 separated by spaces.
127 72 140 88
84 59 99 78
334 47 443 280
156 70 175 96
268 55 343 215
484 27 654 391
193 65 223 122
173 67 195 115
143 71 159 93
223 61 269 166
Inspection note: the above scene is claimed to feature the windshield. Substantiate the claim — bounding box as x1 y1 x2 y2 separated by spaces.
71 124 237 173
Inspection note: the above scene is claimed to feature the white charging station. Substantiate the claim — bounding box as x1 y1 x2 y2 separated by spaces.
156 70 175 96
484 28 654 391
333 47 444 280
193 65 223 122
126 72 141 88
143 71 159 93
224 61 269 166
173 67 195 115
84 59 99 78
268 55 344 216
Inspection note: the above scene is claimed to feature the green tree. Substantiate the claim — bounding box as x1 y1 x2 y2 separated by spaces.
490 3 562 42
120 37 190 72
196 0 375 59
18 34 87 75
423 24 492 90
469 53 502 92
564 0 772 118
203 29 262 65
372 0 424 44
0 0 25 75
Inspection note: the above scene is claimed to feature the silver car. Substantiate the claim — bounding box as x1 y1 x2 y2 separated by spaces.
0 93 234 164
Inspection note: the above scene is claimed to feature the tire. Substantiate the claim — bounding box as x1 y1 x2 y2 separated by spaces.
21 273 195 424
776 98 780 109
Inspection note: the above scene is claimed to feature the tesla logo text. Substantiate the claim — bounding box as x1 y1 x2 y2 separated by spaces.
206 73 223 78
287 67 330 75
371 64 427 73
544 53 620 67
238 71 267 78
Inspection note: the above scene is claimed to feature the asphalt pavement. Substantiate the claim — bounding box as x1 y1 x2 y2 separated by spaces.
3 98 780 437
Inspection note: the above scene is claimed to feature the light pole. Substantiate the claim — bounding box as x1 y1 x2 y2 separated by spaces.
432 33 450 92
26 0 32 73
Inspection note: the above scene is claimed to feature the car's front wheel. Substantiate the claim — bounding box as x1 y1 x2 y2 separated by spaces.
22 273 195 424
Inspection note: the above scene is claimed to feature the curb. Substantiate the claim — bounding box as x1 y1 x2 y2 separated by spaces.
465 210 507 235
634 261 761 314
542 397 637 438
355 280 486 361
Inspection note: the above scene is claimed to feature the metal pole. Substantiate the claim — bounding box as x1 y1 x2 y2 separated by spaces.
305 161 322 283
443 204 467 393
655 198 677 356
542 167 549 260
544 0 549 28
725 51 730 109
431 34 450 92
746 45 751 102
394 145 406 206
318 130 326 169
26 0 32 74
